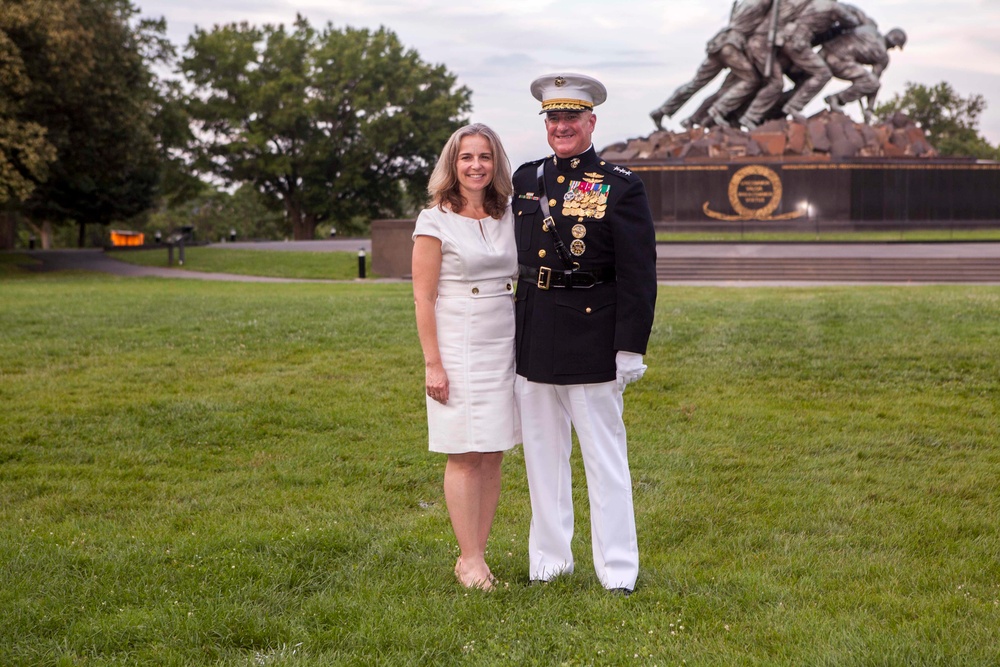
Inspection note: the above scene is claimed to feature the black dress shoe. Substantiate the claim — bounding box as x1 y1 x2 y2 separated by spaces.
610 587 633 596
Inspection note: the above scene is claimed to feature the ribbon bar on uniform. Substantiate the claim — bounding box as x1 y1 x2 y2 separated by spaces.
518 264 616 290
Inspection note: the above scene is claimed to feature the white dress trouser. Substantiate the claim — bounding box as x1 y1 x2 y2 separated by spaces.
515 376 639 590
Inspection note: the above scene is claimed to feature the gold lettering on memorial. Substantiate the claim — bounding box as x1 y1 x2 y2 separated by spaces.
703 165 804 221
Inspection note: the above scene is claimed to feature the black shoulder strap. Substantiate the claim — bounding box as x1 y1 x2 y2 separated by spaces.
536 162 576 268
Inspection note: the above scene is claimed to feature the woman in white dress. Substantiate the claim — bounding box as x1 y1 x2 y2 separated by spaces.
412 123 518 590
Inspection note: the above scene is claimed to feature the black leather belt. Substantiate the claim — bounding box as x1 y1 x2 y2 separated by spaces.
518 264 616 290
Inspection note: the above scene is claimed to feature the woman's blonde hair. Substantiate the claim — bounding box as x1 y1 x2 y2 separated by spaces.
427 123 513 219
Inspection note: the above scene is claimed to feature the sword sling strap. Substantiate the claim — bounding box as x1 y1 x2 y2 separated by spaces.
536 162 576 268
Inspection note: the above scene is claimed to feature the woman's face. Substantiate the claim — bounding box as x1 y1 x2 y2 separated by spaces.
455 134 494 196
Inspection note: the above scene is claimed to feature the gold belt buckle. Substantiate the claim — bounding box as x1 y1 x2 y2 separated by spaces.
537 266 552 290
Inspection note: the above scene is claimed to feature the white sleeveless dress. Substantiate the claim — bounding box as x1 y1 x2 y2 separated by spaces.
413 205 519 454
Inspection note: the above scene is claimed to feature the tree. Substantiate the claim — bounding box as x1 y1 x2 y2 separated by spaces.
181 16 471 240
145 183 285 243
0 0 167 248
0 1 60 247
875 81 1000 160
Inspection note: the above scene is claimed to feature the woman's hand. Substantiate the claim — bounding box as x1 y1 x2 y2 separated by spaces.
425 362 449 404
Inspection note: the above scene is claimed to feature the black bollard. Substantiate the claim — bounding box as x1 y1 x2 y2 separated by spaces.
229 228 236 242
178 238 185 266
358 249 366 279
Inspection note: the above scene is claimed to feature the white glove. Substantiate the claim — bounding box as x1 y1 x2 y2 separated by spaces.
615 351 647 392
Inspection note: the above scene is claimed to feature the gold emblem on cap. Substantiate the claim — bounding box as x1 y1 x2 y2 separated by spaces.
555 76 566 87
570 239 586 256
538 249 547 258
572 224 587 239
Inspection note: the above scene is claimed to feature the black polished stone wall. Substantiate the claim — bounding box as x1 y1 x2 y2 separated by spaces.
626 159 1000 228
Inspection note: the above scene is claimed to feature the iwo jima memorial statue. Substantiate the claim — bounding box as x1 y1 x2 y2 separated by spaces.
600 0 1000 230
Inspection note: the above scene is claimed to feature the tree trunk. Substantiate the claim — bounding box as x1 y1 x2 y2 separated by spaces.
0 211 16 250
287 201 317 240
41 220 53 249
292 214 318 240
24 219 54 249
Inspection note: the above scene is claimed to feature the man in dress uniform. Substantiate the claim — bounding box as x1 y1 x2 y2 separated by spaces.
512 73 657 593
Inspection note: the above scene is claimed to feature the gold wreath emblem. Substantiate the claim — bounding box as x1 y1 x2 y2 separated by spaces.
703 165 803 221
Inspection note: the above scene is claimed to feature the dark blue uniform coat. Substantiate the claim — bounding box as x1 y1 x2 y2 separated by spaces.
513 146 657 385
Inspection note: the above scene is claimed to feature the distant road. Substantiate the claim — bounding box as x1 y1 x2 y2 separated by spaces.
223 239 371 252
20 240 1000 285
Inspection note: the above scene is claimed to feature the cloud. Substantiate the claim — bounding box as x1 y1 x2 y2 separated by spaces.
138 0 1000 156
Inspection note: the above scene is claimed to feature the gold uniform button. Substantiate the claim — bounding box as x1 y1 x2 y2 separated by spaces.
538 249 547 258
585 307 592 314
472 287 479 295
548 198 557 207
557 175 566 184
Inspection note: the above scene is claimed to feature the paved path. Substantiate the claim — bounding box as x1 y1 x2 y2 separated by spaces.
223 239 371 252
22 248 364 283
19 241 1000 285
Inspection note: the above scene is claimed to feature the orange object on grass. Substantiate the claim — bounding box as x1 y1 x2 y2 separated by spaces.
110 230 145 246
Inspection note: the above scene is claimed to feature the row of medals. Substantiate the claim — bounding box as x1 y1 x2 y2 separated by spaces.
561 181 610 220
561 180 610 256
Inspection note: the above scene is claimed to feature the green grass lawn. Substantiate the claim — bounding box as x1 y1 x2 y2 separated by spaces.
107 246 375 280
2 271 999 665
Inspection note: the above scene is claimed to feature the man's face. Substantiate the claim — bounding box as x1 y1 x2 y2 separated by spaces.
545 110 596 159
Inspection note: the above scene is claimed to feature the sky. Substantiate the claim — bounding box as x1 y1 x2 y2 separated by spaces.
136 0 1000 168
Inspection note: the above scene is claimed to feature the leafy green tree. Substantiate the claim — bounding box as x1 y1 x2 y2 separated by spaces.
181 16 471 240
145 183 285 243
0 7 57 207
1 0 167 248
875 81 1000 160
0 1 60 247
